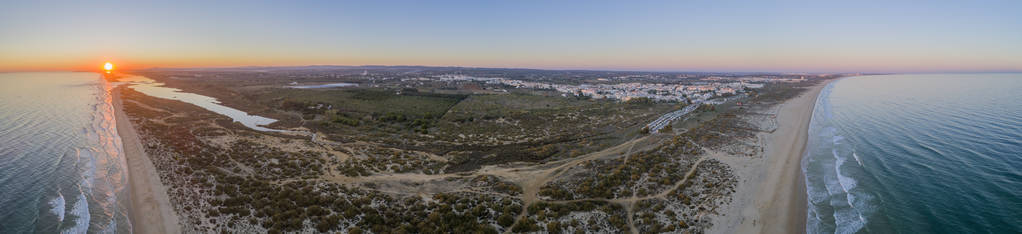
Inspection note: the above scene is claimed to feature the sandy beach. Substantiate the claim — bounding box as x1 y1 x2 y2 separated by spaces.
114 87 181 234
711 80 832 234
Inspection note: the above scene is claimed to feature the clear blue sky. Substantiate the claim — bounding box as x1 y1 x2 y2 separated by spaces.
1 0 1020 72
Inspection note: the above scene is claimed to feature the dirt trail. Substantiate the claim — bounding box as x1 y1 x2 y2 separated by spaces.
488 136 648 233
223 112 692 233
292 135 660 233
491 134 715 234
508 153 710 233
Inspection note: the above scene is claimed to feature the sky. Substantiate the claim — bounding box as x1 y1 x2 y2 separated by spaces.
1 0 1020 73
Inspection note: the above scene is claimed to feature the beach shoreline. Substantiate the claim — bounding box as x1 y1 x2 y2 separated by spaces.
114 86 181 234
711 79 831 234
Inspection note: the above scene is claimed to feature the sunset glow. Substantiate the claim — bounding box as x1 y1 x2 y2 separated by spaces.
104 62 114 72
0 1 1019 73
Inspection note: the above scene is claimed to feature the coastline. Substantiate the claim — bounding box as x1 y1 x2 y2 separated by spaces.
713 79 832 234
105 72 829 233
114 86 181 234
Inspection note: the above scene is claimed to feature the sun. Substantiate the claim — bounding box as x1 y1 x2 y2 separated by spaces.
104 62 114 73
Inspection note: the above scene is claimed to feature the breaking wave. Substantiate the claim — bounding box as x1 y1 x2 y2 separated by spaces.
803 79 876 233
804 74 1022 233
0 73 131 233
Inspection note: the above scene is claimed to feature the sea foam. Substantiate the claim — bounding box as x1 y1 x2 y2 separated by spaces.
804 80 874 233
49 192 65 227
64 186 90 234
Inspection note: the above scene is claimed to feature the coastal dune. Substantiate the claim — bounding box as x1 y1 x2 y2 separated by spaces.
108 75 828 233
114 88 181 234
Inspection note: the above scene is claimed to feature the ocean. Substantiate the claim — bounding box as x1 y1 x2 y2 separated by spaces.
803 74 1022 233
0 72 130 233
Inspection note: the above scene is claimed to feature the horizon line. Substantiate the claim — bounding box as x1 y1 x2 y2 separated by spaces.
3 64 1021 75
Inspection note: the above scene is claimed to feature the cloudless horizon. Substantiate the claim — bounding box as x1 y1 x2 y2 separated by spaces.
2 0 1020 73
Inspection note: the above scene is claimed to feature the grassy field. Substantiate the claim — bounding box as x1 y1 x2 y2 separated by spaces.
215 85 676 172
266 88 464 118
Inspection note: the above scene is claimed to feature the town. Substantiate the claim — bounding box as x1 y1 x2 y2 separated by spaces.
419 74 771 103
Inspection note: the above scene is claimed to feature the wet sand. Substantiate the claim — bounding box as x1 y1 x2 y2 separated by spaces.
114 87 181 234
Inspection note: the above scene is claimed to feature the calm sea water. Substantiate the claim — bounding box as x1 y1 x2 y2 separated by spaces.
803 74 1022 233
0 72 130 233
